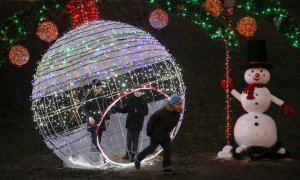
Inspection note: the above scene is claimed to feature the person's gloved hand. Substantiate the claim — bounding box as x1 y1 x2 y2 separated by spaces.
282 102 295 115
221 78 233 92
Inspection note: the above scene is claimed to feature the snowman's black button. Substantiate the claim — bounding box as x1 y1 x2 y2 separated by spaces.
255 102 258 105
256 94 258 96
255 116 258 118
255 122 259 126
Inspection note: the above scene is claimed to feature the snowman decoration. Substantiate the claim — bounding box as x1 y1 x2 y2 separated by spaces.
218 40 295 159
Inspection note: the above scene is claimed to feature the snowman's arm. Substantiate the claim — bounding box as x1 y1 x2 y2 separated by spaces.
231 89 241 102
271 95 284 107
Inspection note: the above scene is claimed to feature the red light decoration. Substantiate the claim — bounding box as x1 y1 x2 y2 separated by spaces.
36 21 59 43
9 45 30 66
204 0 223 17
237 17 257 37
224 44 232 145
66 0 100 29
149 8 169 30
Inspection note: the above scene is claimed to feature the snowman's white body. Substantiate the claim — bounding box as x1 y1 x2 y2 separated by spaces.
231 68 284 150
234 112 277 148
241 87 272 113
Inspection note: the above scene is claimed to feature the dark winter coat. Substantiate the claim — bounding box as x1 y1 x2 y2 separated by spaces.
115 96 148 131
83 92 110 132
146 100 181 143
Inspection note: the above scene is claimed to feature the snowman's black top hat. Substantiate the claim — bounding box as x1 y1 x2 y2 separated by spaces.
242 39 273 70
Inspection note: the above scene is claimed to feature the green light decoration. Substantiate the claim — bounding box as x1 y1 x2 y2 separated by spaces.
0 0 300 67
147 0 300 48
0 0 67 66
147 0 238 49
235 0 300 48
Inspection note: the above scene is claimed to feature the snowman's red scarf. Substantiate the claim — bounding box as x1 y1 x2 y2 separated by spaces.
243 83 265 100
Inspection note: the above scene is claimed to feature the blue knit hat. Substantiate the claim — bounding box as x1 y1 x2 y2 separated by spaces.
169 94 182 106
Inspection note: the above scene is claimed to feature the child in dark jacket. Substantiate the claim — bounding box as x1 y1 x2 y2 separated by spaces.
84 80 110 151
135 94 183 174
115 91 149 161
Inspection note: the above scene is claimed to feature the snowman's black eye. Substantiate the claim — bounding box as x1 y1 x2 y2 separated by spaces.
260 70 263 73
251 70 254 73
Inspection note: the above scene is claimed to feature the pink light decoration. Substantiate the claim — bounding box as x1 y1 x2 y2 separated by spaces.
149 8 169 30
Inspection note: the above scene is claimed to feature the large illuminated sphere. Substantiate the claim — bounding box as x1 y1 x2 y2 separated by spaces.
31 20 185 169
234 112 277 148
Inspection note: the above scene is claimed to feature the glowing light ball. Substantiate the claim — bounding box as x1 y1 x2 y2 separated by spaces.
204 0 223 17
36 21 59 43
9 45 30 66
237 17 257 37
149 8 169 30
31 20 185 169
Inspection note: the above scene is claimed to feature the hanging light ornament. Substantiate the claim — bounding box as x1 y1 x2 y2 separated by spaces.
237 17 257 37
66 0 100 29
149 8 169 30
204 0 223 17
9 45 30 66
36 21 59 43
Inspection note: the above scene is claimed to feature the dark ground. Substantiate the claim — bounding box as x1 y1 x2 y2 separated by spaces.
0 0 300 179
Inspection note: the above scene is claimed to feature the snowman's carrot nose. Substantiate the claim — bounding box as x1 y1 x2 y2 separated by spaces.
255 73 260 78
